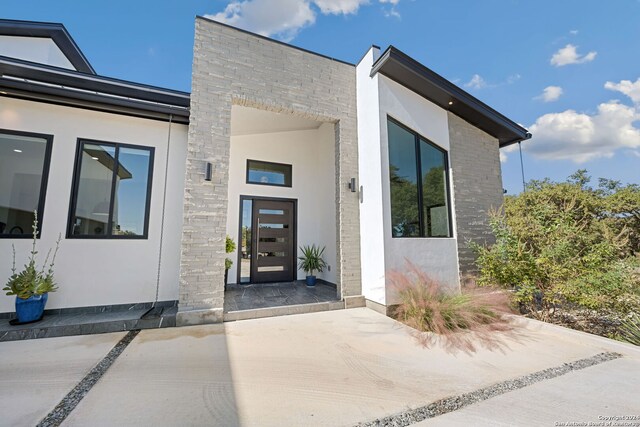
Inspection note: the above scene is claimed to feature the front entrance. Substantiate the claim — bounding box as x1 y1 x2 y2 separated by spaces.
238 197 296 284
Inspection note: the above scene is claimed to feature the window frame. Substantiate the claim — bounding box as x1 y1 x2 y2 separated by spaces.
387 116 453 239
245 159 293 188
66 138 154 240
0 128 53 239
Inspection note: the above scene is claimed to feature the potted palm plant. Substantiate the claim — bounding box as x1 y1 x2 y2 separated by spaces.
298 244 327 286
3 212 60 325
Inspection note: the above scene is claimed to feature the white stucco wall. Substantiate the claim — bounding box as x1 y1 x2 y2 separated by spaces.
0 97 188 313
378 75 461 304
356 47 387 305
226 123 338 285
0 35 75 70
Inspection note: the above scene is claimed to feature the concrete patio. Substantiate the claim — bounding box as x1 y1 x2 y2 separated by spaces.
1 308 638 426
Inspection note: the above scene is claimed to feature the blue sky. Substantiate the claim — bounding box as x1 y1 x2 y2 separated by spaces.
4 0 639 194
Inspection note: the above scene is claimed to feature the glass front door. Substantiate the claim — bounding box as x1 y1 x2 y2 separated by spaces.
238 197 296 283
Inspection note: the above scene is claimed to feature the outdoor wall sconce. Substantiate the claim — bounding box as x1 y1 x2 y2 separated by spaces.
348 177 356 192
205 162 212 181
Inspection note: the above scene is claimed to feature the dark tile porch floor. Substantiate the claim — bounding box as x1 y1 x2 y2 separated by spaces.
224 281 339 312
0 305 177 342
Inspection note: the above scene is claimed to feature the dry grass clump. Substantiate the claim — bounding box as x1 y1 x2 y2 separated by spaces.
389 263 517 354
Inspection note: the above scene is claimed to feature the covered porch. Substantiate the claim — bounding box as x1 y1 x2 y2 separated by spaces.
225 105 340 301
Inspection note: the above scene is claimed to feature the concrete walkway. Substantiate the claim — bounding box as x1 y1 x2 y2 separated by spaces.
0 332 126 427
416 357 640 426
1 308 638 426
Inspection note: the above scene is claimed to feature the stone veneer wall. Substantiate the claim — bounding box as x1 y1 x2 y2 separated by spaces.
177 17 362 324
447 112 504 278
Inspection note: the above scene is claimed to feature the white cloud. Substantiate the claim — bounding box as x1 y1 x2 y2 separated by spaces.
379 0 400 17
569 29 579 35
550 44 597 67
499 143 519 163
314 0 369 15
605 77 640 104
504 78 640 164
526 101 640 163
535 86 564 102
207 0 315 42
464 74 487 90
507 74 521 84
206 0 400 41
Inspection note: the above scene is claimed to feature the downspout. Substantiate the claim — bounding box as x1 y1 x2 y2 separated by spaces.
141 113 173 320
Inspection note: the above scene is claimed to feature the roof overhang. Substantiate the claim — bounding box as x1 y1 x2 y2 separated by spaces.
371 46 531 147
0 19 95 74
0 56 190 124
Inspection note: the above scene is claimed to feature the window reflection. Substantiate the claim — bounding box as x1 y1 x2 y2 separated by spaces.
70 141 153 238
0 131 50 237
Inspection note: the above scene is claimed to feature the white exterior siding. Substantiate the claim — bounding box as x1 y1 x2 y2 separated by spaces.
0 97 188 313
225 123 338 285
356 47 387 305
356 52 461 307
378 75 461 302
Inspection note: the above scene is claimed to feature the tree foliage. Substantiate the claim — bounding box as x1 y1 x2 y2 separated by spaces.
472 170 640 320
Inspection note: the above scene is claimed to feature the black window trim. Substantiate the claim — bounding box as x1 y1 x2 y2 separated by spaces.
0 128 53 239
66 138 154 240
245 159 293 188
387 115 454 239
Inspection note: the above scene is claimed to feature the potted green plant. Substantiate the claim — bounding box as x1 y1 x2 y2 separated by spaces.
298 244 327 286
3 212 60 325
224 235 236 288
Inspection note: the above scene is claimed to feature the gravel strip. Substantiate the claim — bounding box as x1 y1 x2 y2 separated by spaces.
37 330 140 427
355 352 622 427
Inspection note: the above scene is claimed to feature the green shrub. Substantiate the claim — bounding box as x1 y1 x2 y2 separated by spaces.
3 212 60 299
298 244 327 276
225 236 236 270
472 170 640 320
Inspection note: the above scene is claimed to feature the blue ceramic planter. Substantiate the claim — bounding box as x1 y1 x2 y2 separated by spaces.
306 275 317 286
15 293 48 323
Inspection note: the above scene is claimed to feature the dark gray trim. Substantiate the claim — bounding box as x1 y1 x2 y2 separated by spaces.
0 128 53 239
246 159 293 188
196 16 354 67
371 46 531 147
0 56 189 105
67 138 155 239
1 90 189 125
0 56 190 124
387 115 454 239
0 18 95 74
0 300 178 319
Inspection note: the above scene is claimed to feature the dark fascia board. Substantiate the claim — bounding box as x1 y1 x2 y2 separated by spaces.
0 18 95 74
371 46 531 147
196 16 354 67
0 56 190 107
0 57 189 124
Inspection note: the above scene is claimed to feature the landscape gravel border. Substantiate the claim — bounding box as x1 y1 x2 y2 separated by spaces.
37 329 140 427
355 351 622 427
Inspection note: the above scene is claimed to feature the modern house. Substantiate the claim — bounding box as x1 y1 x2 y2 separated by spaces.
0 17 530 326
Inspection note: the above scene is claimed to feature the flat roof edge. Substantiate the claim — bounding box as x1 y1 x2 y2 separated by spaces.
371 46 531 145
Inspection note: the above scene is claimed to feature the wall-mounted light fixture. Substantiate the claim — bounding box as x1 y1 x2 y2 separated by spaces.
348 177 356 193
205 162 212 181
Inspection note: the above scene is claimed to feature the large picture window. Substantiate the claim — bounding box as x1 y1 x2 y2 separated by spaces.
0 129 53 238
387 117 452 238
68 139 154 238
